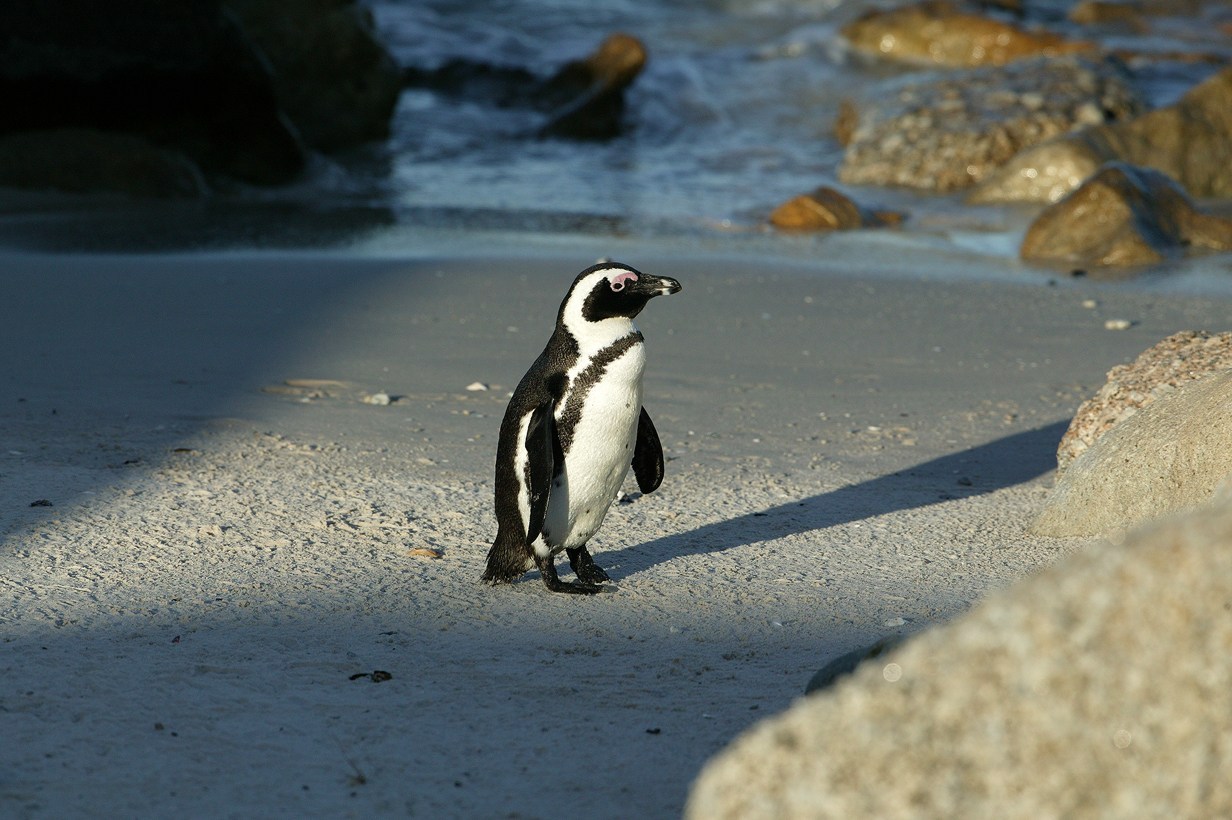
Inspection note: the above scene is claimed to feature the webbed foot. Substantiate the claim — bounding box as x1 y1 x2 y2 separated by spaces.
535 553 603 595
566 546 611 585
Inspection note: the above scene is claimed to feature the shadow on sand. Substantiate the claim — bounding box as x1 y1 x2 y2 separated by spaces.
604 420 1068 579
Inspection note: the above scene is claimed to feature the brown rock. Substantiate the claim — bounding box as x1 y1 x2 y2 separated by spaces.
688 495 1232 818
0 129 207 197
1056 331 1232 474
972 65 1232 202
539 33 647 140
224 0 403 152
842 0 1093 67
839 56 1140 192
769 187 901 231
1019 163 1232 267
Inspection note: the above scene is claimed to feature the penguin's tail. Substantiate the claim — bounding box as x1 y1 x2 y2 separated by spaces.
481 529 532 585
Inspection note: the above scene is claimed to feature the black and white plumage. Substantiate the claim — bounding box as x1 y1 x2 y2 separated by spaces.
482 262 682 594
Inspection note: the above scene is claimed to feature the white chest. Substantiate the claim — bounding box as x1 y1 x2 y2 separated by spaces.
538 341 646 552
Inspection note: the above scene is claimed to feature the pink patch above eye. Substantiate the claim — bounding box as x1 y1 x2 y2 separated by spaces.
610 271 638 292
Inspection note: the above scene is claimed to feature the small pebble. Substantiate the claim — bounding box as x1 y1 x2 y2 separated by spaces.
883 617 907 627
1104 319 1133 331
1081 299 1098 309
363 392 392 406
466 382 489 392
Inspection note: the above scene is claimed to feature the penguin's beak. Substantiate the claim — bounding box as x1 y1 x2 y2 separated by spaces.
633 274 682 297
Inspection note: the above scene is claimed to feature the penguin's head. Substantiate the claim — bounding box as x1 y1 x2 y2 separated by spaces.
561 262 682 327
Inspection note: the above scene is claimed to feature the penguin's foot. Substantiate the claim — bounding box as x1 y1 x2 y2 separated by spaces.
535 553 603 595
567 546 611 585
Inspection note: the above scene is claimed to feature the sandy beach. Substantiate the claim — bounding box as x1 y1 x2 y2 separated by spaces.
2 245 1230 817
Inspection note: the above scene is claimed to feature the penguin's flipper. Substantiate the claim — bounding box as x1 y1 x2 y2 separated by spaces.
524 400 556 544
632 406 664 494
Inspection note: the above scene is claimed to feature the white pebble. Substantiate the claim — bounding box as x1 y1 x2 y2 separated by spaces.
1081 299 1098 309
883 617 906 627
1104 319 1133 331
466 381 490 392
363 392 392 406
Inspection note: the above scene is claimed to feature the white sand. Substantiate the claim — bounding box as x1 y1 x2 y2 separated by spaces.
2 248 1228 817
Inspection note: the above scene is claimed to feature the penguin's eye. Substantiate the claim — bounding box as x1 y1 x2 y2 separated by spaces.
609 272 638 292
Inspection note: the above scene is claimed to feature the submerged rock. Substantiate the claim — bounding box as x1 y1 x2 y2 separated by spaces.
972 65 1232 203
1056 331 1232 474
838 56 1140 192
842 0 1093 67
688 494 1232 817
1032 369 1232 537
768 186 902 231
1019 163 1232 267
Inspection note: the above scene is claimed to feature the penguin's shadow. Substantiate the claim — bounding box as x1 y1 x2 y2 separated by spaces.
602 421 1068 579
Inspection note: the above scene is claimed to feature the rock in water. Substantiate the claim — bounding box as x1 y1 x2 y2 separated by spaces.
842 0 1093 67
972 65 1232 202
1032 369 1232 537
688 495 1232 818
1019 163 1232 268
538 33 647 140
1056 331 1232 473
838 56 1139 192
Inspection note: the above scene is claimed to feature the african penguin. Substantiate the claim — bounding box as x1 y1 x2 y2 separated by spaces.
482 262 682 594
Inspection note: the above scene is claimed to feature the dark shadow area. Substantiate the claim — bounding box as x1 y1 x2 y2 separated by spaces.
605 421 1068 579
0 199 396 253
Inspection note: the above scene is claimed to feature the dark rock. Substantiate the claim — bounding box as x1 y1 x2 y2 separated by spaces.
538 33 648 140
838 56 1140 192
0 129 207 197
972 65 1232 202
841 0 1093 68
804 636 904 695
0 0 306 186
403 32 647 141
1019 163 1232 267
224 0 402 152
769 187 902 231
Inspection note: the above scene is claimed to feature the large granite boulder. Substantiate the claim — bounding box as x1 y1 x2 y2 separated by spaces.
1032 369 1232 537
971 65 1232 202
687 493 1232 818
0 0 306 187
224 0 402 152
1056 331 1232 473
1019 163 1232 268
842 0 1093 67
838 56 1140 192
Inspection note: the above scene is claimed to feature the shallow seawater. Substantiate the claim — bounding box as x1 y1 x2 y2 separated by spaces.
2 0 1230 296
